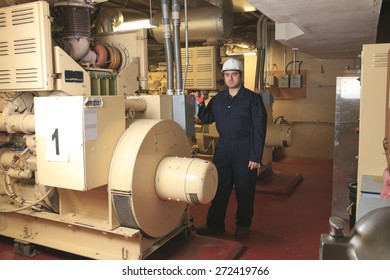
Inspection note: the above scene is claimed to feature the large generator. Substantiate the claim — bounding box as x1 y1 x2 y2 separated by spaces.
0 0 217 259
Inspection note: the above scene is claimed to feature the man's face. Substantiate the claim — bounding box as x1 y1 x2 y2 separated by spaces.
223 71 242 89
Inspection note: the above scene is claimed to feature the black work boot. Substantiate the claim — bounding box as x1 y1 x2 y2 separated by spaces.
235 226 250 239
196 225 225 236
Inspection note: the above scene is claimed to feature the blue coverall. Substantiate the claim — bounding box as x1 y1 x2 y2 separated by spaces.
198 86 267 230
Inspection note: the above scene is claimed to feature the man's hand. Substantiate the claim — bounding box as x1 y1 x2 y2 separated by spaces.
248 161 261 170
191 91 204 104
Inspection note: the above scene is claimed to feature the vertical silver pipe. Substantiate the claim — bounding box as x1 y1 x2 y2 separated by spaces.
293 49 297 74
172 0 183 95
283 46 287 74
260 17 268 91
254 14 265 92
161 0 174 95
182 0 189 93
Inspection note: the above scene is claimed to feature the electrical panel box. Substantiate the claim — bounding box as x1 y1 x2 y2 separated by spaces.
278 75 290 88
266 75 275 87
172 95 195 138
35 96 126 191
290 74 302 88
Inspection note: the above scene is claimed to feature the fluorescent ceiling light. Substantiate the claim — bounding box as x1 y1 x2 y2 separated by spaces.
114 18 159 32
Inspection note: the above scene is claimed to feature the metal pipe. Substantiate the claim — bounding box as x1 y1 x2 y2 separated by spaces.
5 114 35 134
172 0 182 95
182 0 189 93
161 0 174 95
0 101 34 133
293 48 297 74
7 168 33 180
260 18 268 92
125 97 147 112
283 46 287 74
254 14 265 92
63 37 90 61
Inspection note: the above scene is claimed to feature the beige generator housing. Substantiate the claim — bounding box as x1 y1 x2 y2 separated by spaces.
0 1 217 259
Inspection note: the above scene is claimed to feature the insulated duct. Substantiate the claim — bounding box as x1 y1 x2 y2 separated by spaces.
150 6 233 44
95 8 124 34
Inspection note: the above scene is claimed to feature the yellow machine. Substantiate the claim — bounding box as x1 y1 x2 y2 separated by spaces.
0 0 217 259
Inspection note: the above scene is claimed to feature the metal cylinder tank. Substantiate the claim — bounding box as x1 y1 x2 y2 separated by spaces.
265 124 293 147
150 6 233 44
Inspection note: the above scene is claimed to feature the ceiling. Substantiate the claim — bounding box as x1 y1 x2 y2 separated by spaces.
102 0 385 59
0 0 385 59
246 0 383 59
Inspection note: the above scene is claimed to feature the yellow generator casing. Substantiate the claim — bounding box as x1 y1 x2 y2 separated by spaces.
35 95 125 191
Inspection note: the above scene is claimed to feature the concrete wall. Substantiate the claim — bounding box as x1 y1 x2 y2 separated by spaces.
244 41 357 160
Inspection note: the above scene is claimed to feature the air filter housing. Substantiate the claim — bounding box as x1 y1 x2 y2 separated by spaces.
0 1 53 92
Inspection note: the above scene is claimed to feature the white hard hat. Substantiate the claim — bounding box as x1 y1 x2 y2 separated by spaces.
221 58 243 72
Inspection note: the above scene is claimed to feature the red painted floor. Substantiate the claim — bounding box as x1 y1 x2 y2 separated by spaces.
0 157 333 260
189 157 333 260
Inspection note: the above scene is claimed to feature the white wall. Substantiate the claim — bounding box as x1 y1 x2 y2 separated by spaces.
244 41 357 160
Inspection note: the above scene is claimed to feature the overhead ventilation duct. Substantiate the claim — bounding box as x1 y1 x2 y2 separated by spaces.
275 22 304 47
150 6 233 44
95 7 124 34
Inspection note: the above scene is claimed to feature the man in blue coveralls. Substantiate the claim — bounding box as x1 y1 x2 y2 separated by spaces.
194 57 267 239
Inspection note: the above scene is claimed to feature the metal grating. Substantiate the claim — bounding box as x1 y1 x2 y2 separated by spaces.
197 64 212 72
186 65 193 72
0 70 10 84
14 38 36 55
196 48 212 58
188 193 200 204
185 78 194 87
198 78 212 87
0 12 6 28
112 193 139 229
372 52 388 68
181 46 218 90
16 68 38 83
0 41 9 56
12 7 34 26
182 49 193 59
